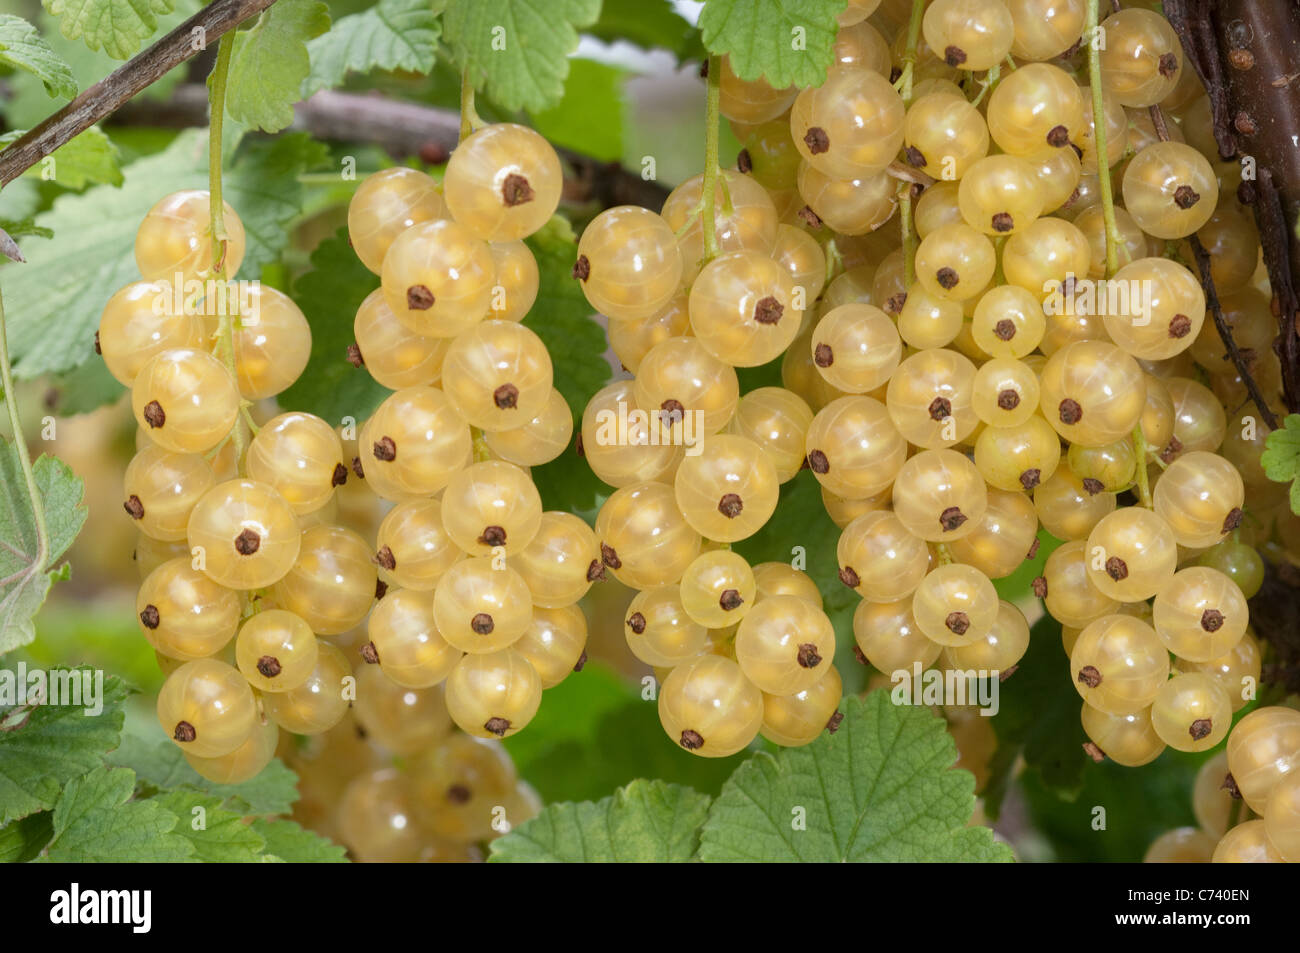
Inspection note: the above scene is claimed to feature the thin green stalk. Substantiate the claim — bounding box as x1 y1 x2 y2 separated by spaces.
971 64 1000 107
1086 0 1121 277
936 543 954 566
0 288 48 572
895 0 926 102
700 55 722 261
208 34 234 266
1132 422 1152 507
240 405 261 435
901 186 916 291
823 237 842 289
208 33 246 475
459 67 484 142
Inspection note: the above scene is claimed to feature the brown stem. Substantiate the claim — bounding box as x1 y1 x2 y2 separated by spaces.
1145 103 1280 428
1164 0 1236 159
1250 170 1300 413
1168 0 1300 415
1188 233 1280 430
0 0 278 187
113 84 671 211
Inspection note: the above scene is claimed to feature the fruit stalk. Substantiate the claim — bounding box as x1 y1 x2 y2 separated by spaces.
1085 0 1121 278
207 32 249 474
700 55 722 262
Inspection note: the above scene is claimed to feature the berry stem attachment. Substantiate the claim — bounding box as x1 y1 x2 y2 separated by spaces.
0 287 50 577
700 54 722 262
822 236 843 289
471 427 492 463
1085 0 1121 278
900 185 916 291
1131 422 1152 508
458 67 485 143
240 404 261 435
970 64 1000 108
894 0 926 102
935 543 954 566
207 32 248 476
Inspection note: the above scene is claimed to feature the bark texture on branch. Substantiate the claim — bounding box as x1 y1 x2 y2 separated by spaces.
113 85 672 211
1166 0 1300 416
0 0 277 187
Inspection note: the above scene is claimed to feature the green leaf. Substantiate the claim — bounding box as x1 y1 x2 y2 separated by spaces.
0 220 53 242
698 692 1014 862
5 129 327 382
146 790 267 862
982 611 1087 819
1261 414 1300 514
490 779 711 862
529 58 626 162
588 0 704 59
277 228 389 426
698 0 844 88
303 0 440 97
0 672 128 826
0 447 88 655
442 0 602 112
1019 748 1207 862
0 13 77 97
42 0 175 59
249 817 347 862
44 766 193 861
733 470 862 693
0 811 53 862
1260 414 1300 481
108 731 299 816
7 6 198 129
530 448 608 519
225 0 331 133
47 359 126 416
0 126 122 189
504 664 741 803
522 217 612 420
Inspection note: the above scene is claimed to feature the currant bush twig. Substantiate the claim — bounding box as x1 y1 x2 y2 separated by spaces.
119 85 673 211
207 33 249 475
0 288 49 574
1188 234 1280 431
700 54 722 262
1086 0 1121 278
0 0 277 187
1145 102 1282 430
